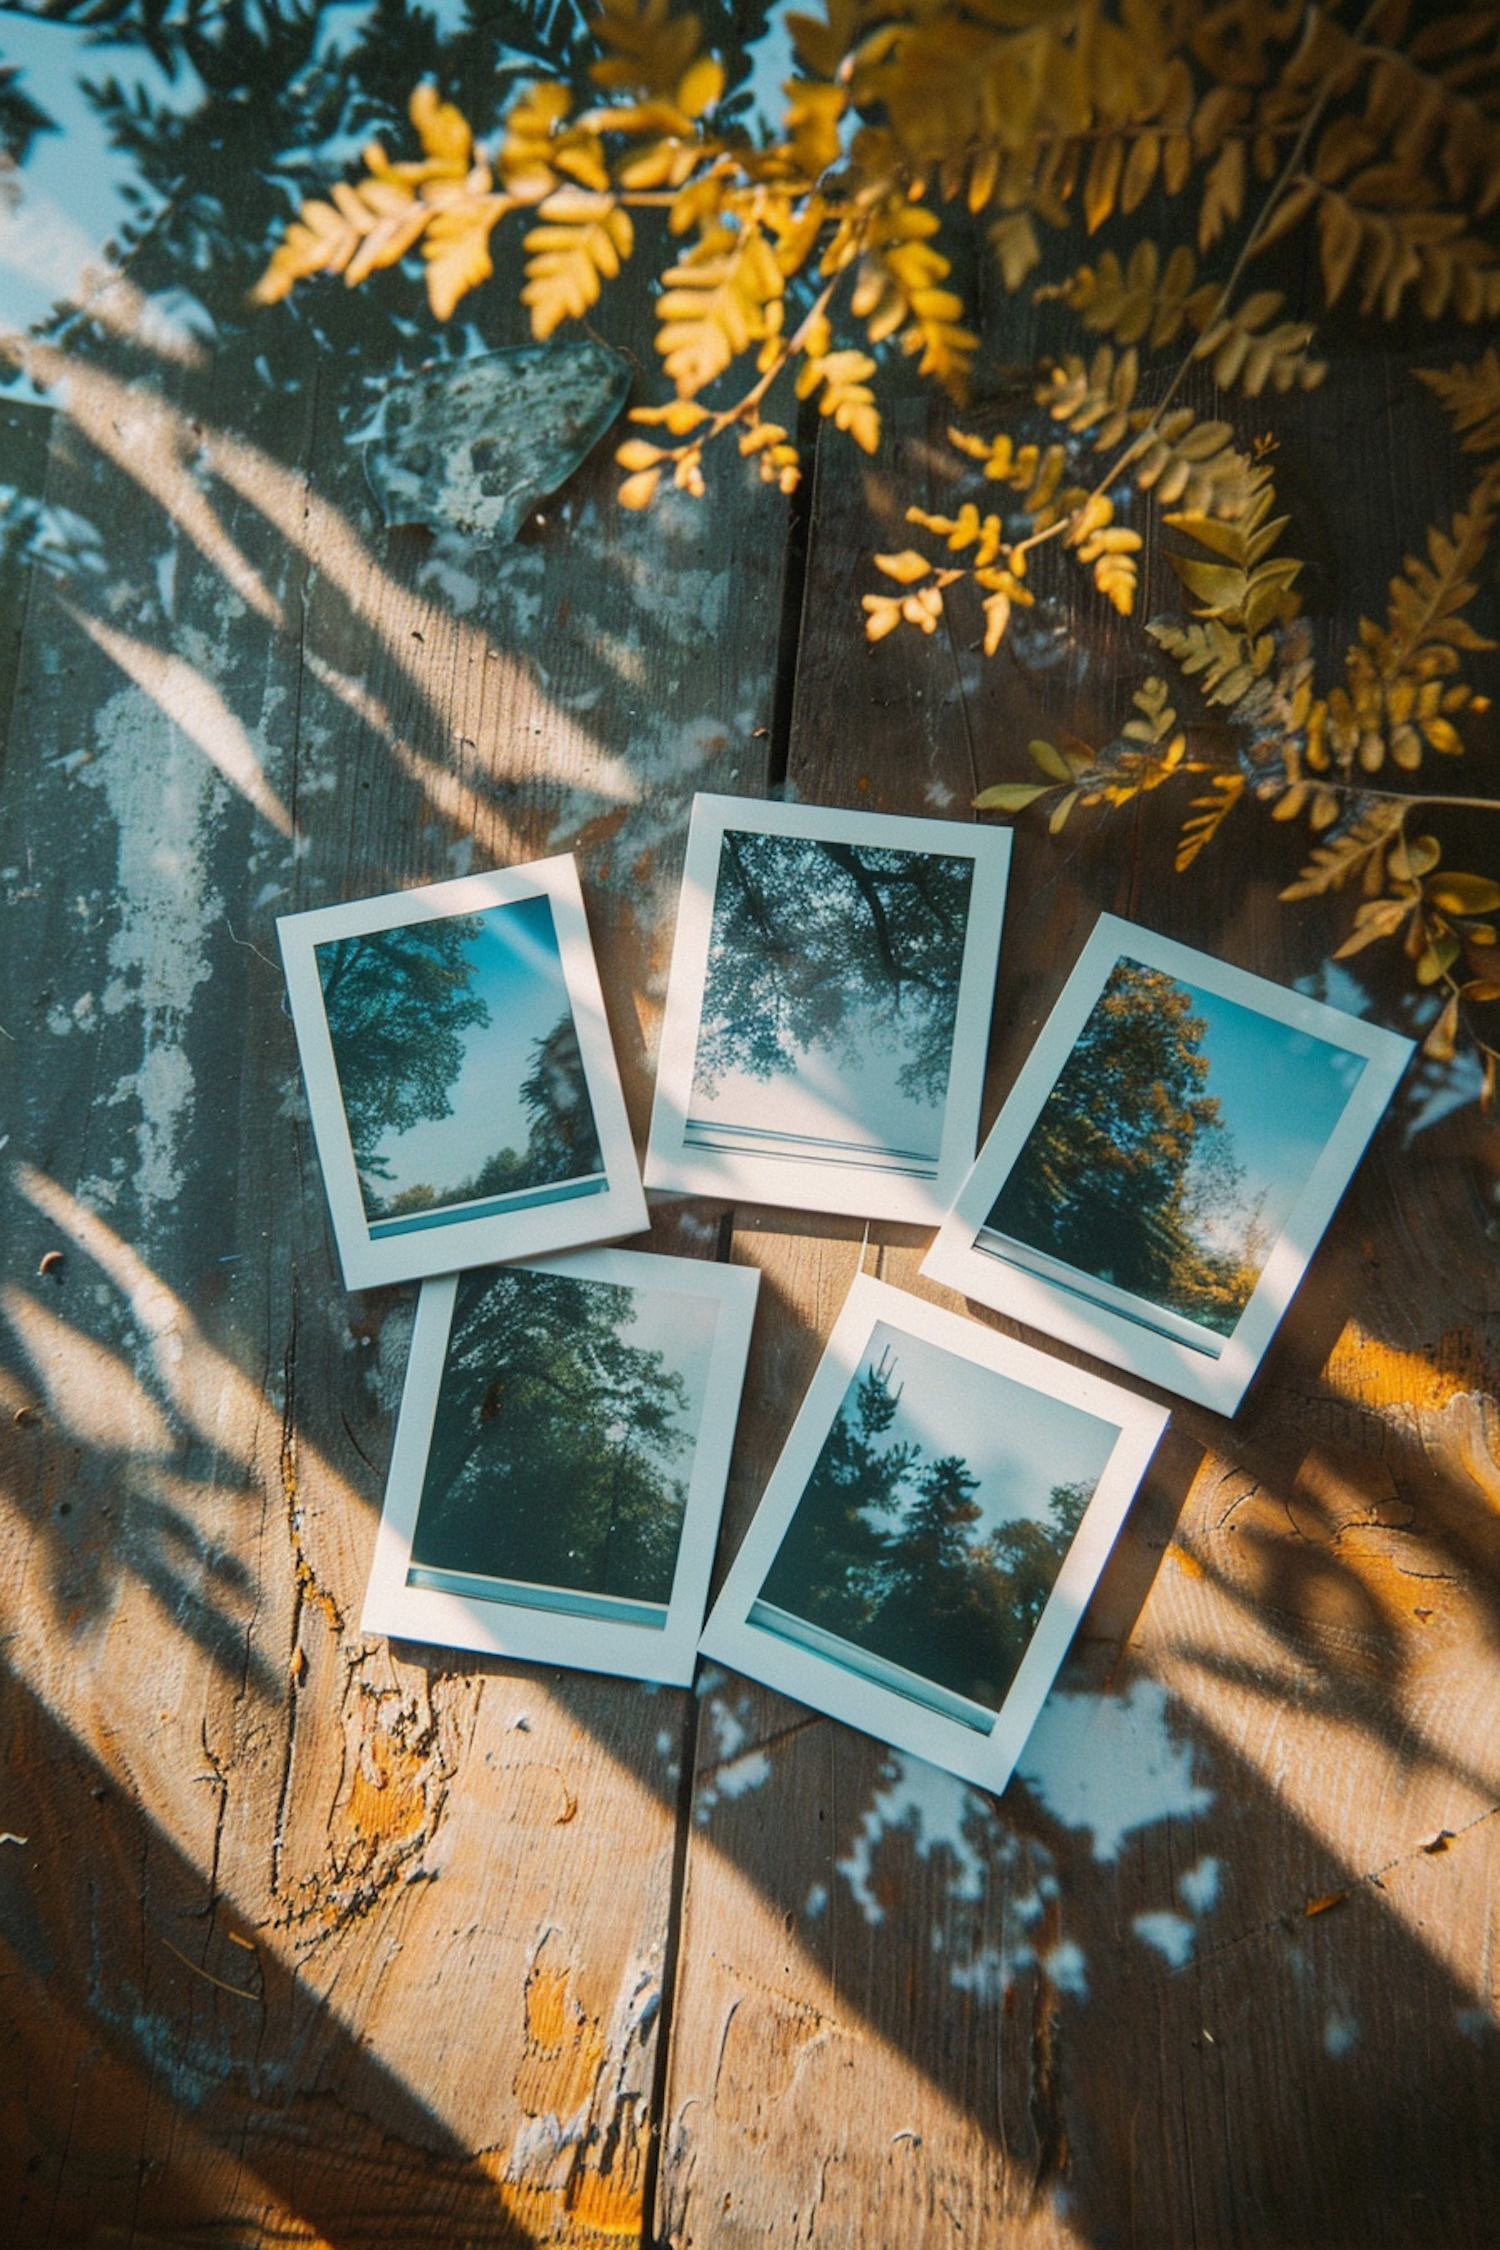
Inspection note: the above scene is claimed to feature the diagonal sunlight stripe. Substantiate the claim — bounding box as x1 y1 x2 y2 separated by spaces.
302 647 522 856
1143 1416 1500 2016
7 340 285 625
194 429 641 810
1 1173 1085 2234
0 185 206 367
3 1282 175 1456
59 598 297 838
10 341 643 843
0 1175 665 2225
13 1162 307 1489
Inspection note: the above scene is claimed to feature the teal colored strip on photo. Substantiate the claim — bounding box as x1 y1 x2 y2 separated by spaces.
368 1173 608 1237
747 1600 998 1734
406 1568 669 1629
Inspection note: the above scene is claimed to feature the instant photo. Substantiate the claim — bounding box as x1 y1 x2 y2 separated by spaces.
362 1249 760 1683
701 1275 1167 1791
923 915 1413 1413
645 796 1011 1222
279 859 646 1289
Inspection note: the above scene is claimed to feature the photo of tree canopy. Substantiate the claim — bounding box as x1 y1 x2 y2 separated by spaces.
754 1322 1118 1726
315 894 602 1232
409 1263 718 1618
982 958 1368 1340
688 830 975 1174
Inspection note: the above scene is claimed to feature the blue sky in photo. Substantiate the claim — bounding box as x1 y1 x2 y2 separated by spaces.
614 1281 720 1458
692 1030 947 1163
838 1320 1118 1543
366 894 583 1202
1165 968 1366 1243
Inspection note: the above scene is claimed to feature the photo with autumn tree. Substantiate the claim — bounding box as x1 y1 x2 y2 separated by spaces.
981 956 1367 1348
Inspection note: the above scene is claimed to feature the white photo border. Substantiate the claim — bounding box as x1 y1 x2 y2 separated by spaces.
361 1248 761 1684
278 857 647 1291
699 1273 1168 1794
644 794 1012 1223
922 912 1414 1414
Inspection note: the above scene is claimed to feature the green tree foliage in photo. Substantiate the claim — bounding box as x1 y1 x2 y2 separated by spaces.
694 832 974 1106
381 1008 605 1219
761 1349 1093 1711
316 913 489 1209
414 1264 696 1603
987 958 1256 1334
0 58 54 165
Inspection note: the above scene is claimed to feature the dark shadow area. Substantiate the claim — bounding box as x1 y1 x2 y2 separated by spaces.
0 1657 542 2246
1 5 1499 2245
542 1228 1500 2248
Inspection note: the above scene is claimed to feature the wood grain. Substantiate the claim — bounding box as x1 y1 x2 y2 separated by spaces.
0 247 786 2242
0 395 51 770
656 358 1500 2249
3 26 1500 2248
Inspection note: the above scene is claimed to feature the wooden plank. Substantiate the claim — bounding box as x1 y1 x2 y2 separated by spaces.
0 220 790 2241
658 334 1500 2246
658 409 1100 2242
0 393 51 773
6 14 1500 2242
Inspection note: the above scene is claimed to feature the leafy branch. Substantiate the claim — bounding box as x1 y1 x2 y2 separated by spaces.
250 0 1500 1098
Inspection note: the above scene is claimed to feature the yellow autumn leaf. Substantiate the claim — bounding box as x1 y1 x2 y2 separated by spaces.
1028 738 1080 782
990 211 1040 292
676 54 724 120
422 192 514 320
409 82 472 172
1085 134 1124 233
1429 874 1500 915
522 195 634 339
972 781 1050 811
785 79 846 176
250 200 359 302
343 181 433 287
1416 937 1462 985
862 593 903 642
873 549 932 584
618 467 662 509
1423 994 1460 1062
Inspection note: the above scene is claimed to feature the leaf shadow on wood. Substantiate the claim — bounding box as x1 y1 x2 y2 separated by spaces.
1 1285 281 1702
562 1230 1500 2248
0 1661 545 2247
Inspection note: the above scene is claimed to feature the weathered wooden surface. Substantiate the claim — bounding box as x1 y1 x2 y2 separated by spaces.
656 386 1500 2249
3 13 1500 2249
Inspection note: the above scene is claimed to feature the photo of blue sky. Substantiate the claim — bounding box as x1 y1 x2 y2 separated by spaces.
983 957 1368 1340
1178 981 1366 1250
752 1322 1119 1725
687 833 973 1176
316 893 603 1233
847 1324 1119 1548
